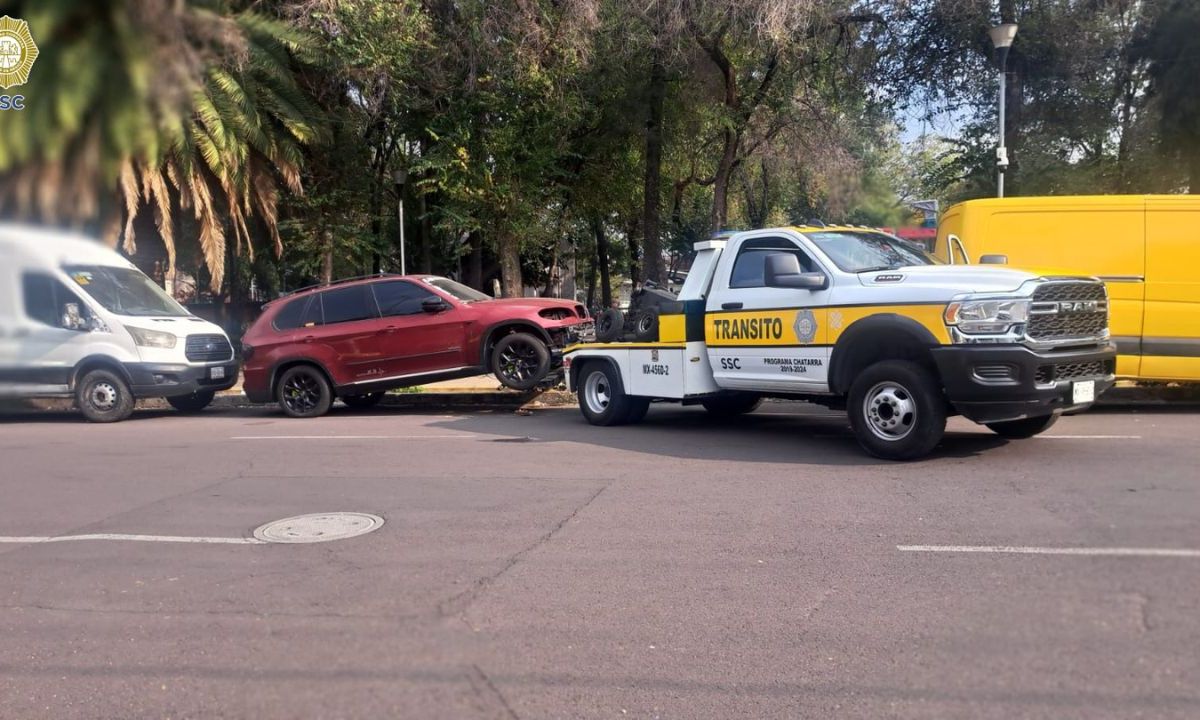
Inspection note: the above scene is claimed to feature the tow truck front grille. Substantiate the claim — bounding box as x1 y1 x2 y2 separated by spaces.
1034 359 1114 385
185 334 234 362
1027 282 1109 343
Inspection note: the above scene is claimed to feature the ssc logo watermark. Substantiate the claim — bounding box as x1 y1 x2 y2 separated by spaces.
0 15 38 111
793 309 818 344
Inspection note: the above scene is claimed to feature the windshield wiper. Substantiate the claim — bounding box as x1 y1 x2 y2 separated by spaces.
855 265 896 273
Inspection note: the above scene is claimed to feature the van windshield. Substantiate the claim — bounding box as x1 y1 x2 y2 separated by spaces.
806 231 942 272
64 265 190 317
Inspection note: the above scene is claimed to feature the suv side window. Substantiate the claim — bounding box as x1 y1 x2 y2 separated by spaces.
272 296 311 331
22 273 93 329
729 238 817 289
319 285 378 325
372 280 438 317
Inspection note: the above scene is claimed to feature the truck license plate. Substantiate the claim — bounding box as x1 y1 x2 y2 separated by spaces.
211 366 226 380
1072 380 1094 404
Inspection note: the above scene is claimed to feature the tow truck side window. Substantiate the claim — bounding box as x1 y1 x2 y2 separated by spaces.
729 238 817 288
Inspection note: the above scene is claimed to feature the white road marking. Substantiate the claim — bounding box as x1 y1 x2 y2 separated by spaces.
898 545 1200 558
231 434 484 440
1038 435 1142 440
0 533 264 545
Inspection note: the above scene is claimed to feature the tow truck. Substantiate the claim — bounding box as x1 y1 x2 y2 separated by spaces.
563 226 1117 459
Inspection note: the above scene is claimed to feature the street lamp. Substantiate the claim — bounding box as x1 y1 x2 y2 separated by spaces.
989 22 1018 198
392 168 408 275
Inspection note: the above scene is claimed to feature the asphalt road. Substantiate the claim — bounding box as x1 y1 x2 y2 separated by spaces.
1 401 1198 719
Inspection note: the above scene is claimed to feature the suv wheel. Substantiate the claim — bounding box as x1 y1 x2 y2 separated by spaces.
986 413 1059 439
76 369 135 423
491 332 551 391
847 360 946 460
167 391 216 413
276 365 333 418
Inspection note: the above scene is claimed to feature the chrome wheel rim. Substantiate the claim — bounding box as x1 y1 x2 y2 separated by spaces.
863 381 916 441
497 339 541 383
89 382 118 411
583 370 611 414
282 373 321 414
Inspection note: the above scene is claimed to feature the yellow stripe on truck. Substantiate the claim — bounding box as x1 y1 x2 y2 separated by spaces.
657 313 687 343
706 304 951 347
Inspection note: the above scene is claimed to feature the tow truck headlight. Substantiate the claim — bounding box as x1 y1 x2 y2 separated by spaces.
127 326 177 349
944 298 1029 335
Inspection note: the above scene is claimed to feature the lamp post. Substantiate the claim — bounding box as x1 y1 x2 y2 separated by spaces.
392 168 408 275
989 22 1018 198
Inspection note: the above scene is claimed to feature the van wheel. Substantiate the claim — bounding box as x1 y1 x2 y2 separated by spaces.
986 413 1059 439
491 333 551 391
701 392 762 417
76 369 135 423
167 391 215 413
341 392 384 409
848 360 946 460
276 365 333 418
578 362 641 426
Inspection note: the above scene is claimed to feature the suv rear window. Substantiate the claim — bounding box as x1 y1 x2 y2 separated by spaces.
319 285 378 325
272 296 310 331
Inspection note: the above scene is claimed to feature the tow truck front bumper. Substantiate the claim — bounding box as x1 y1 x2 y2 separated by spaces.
931 343 1116 424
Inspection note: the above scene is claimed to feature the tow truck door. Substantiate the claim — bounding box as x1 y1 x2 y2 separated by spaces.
705 233 833 393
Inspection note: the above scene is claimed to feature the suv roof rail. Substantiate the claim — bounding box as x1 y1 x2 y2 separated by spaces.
283 272 405 297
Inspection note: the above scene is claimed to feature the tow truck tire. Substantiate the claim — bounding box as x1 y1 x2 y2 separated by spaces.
578 361 639 426
76 369 135 423
986 413 1059 439
701 392 762 417
848 360 946 460
167 390 216 413
624 398 652 424
632 308 659 342
595 309 624 343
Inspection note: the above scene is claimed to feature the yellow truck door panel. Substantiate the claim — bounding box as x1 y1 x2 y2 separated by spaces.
1143 201 1200 380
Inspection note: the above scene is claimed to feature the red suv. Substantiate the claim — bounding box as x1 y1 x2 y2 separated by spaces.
241 275 593 417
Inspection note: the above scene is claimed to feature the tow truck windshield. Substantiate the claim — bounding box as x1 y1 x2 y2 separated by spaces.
806 231 941 273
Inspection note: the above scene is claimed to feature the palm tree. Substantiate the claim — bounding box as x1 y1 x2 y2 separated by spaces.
0 0 326 288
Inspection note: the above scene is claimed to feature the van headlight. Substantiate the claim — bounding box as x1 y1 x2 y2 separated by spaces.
944 298 1029 335
127 326 177 349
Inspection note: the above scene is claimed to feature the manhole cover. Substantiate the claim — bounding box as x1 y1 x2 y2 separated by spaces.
253 512 384 544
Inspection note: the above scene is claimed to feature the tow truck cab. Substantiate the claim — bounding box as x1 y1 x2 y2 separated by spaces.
565 226 1116 460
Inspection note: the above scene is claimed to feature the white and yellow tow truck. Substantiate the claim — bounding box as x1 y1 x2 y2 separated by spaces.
563 225 1118 460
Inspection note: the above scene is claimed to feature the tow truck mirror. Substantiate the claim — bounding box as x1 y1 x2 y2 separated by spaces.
980 254 1008 265
764 253 827 291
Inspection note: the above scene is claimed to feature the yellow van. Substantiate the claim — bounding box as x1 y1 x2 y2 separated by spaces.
935 195 1200 382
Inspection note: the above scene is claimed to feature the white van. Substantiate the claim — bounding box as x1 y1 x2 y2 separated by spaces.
0 225 238 422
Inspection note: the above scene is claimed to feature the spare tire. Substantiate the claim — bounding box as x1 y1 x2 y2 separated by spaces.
632 307 659 342
595 308 624 343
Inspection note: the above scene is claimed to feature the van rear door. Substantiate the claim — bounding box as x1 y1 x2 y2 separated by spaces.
1143 197 1200 380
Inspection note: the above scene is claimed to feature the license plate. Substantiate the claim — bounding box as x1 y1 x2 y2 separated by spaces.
1072 380 1095 404
211 366 226 380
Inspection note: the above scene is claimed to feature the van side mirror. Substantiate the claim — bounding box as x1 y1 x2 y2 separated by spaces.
979 254 1008 265
764 253 827 290
60 303 88 331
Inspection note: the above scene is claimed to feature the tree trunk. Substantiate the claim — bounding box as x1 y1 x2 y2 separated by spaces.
1189 151 1200 194
626 217 641 289
321 230 334 285
466 230 483 290
592 216 612 309
419 189 433 274
641 51 667 284
497 231 522 298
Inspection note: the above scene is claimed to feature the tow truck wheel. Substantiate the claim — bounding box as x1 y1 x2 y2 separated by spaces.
848 360 946 460
701 392 762 418
578 362 641 426
986 413 1059 439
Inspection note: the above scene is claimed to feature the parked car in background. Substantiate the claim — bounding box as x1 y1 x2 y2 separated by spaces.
0 225 238 422
241 274 593 417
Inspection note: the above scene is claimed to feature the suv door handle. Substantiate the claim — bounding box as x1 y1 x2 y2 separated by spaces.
722 302 743 310
302 335 315 343
382 326 398 334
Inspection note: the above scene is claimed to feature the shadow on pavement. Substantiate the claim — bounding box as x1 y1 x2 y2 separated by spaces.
428 402 1008 467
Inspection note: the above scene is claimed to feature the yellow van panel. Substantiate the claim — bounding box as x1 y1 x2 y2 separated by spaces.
1143 200 1200 380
